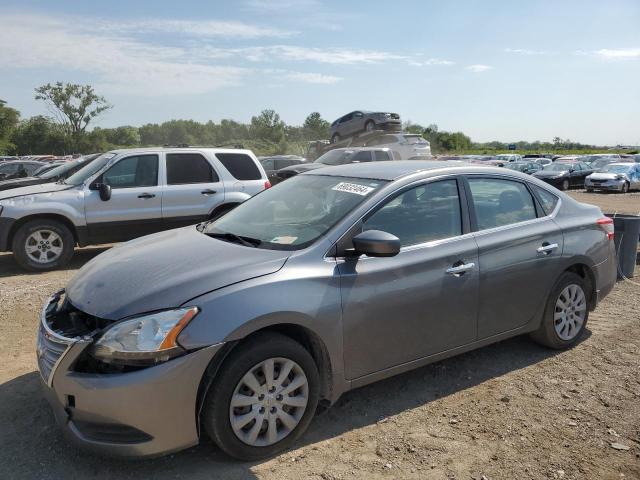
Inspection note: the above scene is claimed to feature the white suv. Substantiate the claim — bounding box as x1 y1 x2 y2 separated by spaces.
0 147 269 271
363 133 431 159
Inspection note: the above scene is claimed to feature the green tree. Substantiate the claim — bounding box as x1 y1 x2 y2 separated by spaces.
102 126 140 146
302 112 330 140
0 100 20 154
250 109 286 144
12 116 67 155
34 82 112 150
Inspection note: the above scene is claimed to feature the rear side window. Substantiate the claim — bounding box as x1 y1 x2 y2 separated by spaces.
216 153 262 180
468 178 536 230
531 185 559 215
374 150 391 161
167 153 218 185
103 155 158 188
352 151 372 163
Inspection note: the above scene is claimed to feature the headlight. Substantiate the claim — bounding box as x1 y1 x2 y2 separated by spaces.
91 307 199 365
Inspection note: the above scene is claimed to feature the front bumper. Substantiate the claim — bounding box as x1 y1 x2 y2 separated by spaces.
37 292 224 458
585 179 624 191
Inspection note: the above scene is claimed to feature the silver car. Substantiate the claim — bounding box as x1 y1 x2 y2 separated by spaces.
330 110 401 143
38 161 616 460
585 162 640 193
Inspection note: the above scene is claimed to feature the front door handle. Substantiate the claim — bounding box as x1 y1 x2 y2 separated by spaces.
537 243 559 254
138 193 156 199
446 262 475 276
201 189 217 195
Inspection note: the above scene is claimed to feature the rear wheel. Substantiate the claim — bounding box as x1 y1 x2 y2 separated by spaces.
530 272 589 349
365 120 376 132
621 182 629 193
561 179 569 191
202 332 320 460
12 219 75 271
331 133 340 144
585 187 594 193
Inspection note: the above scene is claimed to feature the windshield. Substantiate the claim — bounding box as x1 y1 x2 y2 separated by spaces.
601 164 631 174
204 175 386 250
64 153 116 185
543 164 570 172
316 150 357 166
403 135 428 145
38 160 82 179
591 159 613 170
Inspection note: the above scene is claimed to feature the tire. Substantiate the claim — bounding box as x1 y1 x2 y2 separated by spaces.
364 120 376 132
12 219 75 272
561 179 569 191
621 182 629 193
331 133 340 144
530 272 589 349
585 188 594 193
202 332 320 461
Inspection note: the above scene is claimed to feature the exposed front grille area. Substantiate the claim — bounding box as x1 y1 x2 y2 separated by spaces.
36 324 72 385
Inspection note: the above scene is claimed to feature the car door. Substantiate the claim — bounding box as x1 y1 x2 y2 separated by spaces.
465 176 564 339
162 152 225 229
339 178 479 380
84 154 163 243
337 113 353 137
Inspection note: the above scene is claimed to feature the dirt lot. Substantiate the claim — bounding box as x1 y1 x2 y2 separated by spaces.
0 190 639 480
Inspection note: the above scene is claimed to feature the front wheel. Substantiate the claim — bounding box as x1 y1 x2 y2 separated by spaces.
561 179 570 191
530 272 589 349
202 332 320 460
365 120 376 132
331 133 340 144
12 219 75 271
621 182 629 193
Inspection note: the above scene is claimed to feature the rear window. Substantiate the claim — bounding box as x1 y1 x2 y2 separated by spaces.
167 153 218 184
216 153 262 180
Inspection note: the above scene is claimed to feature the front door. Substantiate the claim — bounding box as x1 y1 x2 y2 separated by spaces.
465 176 564 338
84 154 163 243
340 178 479 380
161 152 225 229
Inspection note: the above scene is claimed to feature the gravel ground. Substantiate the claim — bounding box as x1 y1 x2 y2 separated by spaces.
0 190 638 480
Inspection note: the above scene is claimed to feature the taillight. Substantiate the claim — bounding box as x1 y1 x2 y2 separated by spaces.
264 180 271 189
597 217 614 240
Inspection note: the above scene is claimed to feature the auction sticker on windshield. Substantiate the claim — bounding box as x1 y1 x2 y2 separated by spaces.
331 182 375 196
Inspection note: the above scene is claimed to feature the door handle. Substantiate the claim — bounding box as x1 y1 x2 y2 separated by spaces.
446 262 475 276
138 193 156 199
201 189 217 195
536 243 558 254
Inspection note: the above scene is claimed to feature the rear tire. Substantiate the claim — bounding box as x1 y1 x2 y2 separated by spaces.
365 120 376 132
530 272 589 349
585 188 594 193
202 332 320 461
621 182 629 193
561 179 569 191
12 219 75 271
331 133 340 144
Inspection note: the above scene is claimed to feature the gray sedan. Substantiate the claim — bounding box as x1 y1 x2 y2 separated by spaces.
38 162 616 460
330 110 401 143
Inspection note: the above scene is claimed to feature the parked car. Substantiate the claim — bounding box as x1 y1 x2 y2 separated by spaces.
585 162 640 193
495 154 522 163
363 133 431 158
330 111 401 143
0 154 101 192
523 153 554 159
533 158 553 167
31 161 68 177
554 156 584 164
0 147 269 271
504 161 543 174
532 161 593 190
0 160 45 181
36 161 616 460
259 155 306 184
272 147 397 184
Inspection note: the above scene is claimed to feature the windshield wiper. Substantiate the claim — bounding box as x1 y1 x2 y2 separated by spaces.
205 231 261 248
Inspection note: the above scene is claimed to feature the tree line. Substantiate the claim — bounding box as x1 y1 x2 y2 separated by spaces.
0 82 612 157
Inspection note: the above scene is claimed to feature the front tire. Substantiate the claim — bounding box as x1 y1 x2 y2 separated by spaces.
530 272 589 349
12 219 75 271
365 120 376 132
561 179 570 191
621 182 629 193
202 332 320 461
331 133 340 144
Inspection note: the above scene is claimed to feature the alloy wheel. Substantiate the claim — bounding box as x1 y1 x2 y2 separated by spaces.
554 284 587 341
25 230 63 264
229 357 309 447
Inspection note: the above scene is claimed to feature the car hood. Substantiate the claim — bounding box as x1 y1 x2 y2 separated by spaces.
0 181 73 200
588 172 625 180
65 226 291 320
533 171 567 178
0 176 49 192
279 163 326 174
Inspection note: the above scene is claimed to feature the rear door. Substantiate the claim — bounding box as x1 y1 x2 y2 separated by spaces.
84 154 163 243
465 176 564 338
215 152 265 196
161 152 225 229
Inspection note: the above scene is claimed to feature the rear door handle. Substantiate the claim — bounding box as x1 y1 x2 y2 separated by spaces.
201 189 217 195
138 193 156 199
537 243 558 254
446 262 475 276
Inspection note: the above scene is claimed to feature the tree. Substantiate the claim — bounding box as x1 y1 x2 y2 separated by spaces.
0 100 20 154
302 112 330 140
250 109 286 144
12 116 67 155
34 82 112 150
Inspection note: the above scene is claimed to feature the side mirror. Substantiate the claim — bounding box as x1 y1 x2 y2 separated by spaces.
350 230 400 258
96 183 112 201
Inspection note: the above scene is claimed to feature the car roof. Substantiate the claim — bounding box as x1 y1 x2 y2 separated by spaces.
106 147 255 156
304 160 487 181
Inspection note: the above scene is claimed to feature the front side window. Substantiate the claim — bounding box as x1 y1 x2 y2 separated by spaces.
216 153 262 180
468 178 536 230
363 179 462 247
205 175 386 250
167 153 217 185
102 155 158 188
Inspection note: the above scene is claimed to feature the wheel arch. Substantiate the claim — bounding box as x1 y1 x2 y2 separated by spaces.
8 213 78 250
563 262 597 310
208 202 241 220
